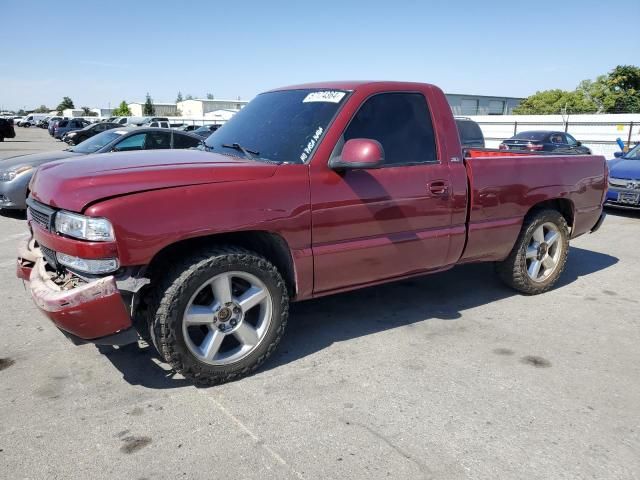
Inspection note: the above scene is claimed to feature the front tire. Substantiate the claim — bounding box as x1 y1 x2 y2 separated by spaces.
496 209 569 295
148 246 289 386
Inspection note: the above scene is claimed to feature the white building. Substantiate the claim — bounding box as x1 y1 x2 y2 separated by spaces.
91 108 113 117
62 109 85 118
446 94 523 116
203 109 240 123
177 99 248 118
128 102 178 117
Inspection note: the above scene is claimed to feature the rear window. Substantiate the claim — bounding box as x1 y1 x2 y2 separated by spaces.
513 131 548 141
456 119 484 144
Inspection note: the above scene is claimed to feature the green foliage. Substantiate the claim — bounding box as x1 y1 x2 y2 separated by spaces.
176 91 183 103
112 101 132 116
185 94 194 100
34 105 49 113
206 93 214 99
143 93 155 116
56 96 74 114
514 65 640 114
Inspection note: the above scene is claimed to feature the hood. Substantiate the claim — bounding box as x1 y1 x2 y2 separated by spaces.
30 149 279 212
0 150 81 171
607 158 640 179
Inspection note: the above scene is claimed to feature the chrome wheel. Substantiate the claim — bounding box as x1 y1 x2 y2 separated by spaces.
182 271 273 366
525 222 563 282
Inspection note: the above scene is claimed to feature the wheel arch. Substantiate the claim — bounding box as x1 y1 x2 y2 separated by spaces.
146 230 298 298
524 198 575 233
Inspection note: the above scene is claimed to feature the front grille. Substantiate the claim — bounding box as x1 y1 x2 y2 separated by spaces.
40 245 59 269
26 199 55 231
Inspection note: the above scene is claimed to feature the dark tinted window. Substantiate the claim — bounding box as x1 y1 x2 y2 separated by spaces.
58 120 69 127
456 119 484 146
173 133 201 149
145 131 171 149
341 93 437 165
549 133 565 144
204 89 348 164
513 131 548 141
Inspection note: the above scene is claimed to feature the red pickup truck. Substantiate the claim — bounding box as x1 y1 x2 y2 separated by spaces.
17 81 607 385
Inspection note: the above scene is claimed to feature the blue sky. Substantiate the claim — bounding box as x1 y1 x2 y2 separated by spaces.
1 0 638 111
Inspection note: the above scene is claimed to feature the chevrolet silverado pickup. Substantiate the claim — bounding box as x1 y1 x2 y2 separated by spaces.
16 81 607 385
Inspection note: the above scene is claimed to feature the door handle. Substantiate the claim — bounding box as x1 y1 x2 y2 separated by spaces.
429 181 449 195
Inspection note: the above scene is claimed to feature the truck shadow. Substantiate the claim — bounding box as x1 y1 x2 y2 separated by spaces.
98 246 617 389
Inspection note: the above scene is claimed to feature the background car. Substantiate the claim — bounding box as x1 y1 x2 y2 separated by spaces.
192 124 220 138
499 131 591 154
178 124 199 132
53 118 90 139
0 127 203 210
0 118 16 142
62 122 121 145
455 117 485 148
606 143 640 209
48 118 67 136
41 116 63 129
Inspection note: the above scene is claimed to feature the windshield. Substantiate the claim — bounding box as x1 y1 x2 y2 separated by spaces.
204 89 349 164
622 144 640 159
70 130 125 153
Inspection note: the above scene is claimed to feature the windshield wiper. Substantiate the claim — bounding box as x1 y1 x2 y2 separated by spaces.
221 143 259 160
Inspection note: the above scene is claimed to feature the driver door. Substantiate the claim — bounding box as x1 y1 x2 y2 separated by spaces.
310 92 455 294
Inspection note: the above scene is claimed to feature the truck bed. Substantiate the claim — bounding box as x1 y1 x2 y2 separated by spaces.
459 151 607 262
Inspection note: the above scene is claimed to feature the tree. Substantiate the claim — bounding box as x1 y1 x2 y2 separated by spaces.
514 89 597 115
81 106 97 116
112 101 132 116
34 105 49 113
206 93 214 99
143 93 155 116
607 65 640 113
56 96 74 114
185 94 194 100
176 91 183 103
515 65 640 114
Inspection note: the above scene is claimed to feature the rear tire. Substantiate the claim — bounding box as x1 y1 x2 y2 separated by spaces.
496 209 569 295
148 246 289 386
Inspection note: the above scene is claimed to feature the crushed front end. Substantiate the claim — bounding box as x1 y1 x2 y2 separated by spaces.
17 199 143 345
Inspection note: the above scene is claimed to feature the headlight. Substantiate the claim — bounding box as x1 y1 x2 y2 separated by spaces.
0 165 32 182
54 211 115 241
56 252 119 274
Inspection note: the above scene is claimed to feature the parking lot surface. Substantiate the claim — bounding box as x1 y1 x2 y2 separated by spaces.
1 128 639 479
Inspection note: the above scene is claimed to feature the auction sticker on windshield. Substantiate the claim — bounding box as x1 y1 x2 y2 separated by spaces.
303 91 346 103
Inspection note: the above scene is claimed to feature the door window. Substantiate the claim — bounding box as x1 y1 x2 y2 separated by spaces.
173 133 202 149
337 92 437 165
114 133 146 151
549 133 565 144
144 131 171 149
565 134 578 146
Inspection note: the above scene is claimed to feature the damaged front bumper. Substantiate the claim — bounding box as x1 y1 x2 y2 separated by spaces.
17 239 138 345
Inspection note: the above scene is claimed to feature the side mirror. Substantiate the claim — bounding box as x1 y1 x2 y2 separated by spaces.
329 138 385 170
576 141 582 146
614 151 623 158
